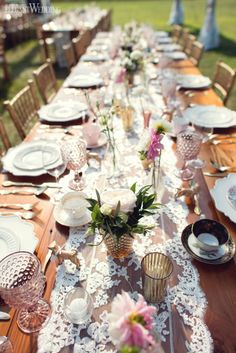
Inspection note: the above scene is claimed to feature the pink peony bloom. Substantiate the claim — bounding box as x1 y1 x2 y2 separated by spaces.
115 68 127 83
147 130 164 161
108 291 157 350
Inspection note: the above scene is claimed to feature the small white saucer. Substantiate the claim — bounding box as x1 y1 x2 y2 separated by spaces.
53 205 91 227
86 133 107 149
188 233 226 260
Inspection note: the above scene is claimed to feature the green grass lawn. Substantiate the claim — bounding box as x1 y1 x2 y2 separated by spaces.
1 0 236 145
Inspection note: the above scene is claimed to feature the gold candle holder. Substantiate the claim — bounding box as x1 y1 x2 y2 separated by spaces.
120 106 134 132
141 252 173 303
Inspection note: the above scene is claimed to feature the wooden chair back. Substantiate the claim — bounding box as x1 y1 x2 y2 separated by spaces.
184 34 196 56
171 25 182 43
179 28 190 49
213 61 236 105
189 41 204 67
72 30 91 61
4 80 40 140
33 59 58 104
63 42 76 70
0 118 11 154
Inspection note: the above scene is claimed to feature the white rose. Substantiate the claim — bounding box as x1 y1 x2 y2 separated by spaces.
130 50 143 61
100 204 113 216
101 189 137 214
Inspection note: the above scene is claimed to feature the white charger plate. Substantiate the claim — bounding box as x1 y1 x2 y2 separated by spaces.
166 52 187 60
80 53 109 63
158 44 181 52
157 37 173 44
183 105 236 128
38 102 88 123
0 226 20 260
177 74 211 89
66 74 104 88
0 215 38 255
211 173 236 223
2 140 61 176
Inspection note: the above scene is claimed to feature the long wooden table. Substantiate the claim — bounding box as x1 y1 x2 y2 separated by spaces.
0 55 236 353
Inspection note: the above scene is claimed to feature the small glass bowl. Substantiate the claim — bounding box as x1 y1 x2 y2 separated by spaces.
64 287 93 324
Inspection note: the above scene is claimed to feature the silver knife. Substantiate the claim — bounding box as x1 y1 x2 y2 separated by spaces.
203 172 228 177
0 311 10 321
2 181 61 188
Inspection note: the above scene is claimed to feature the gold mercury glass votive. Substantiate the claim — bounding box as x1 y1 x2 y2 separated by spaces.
120 106 134 131
141 252 173 303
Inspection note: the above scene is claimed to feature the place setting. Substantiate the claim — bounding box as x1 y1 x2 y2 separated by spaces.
38 101 88 123
176 74 212 89
64 73 104 89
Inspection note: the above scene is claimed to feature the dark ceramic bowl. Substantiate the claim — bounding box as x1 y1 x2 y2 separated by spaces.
191 219 229 252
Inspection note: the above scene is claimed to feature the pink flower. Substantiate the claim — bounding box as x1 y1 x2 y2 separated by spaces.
115 68 127 83
108 291 157 349
147 130 164 161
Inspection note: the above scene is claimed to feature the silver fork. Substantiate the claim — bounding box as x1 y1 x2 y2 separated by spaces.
0 203 35 210
0 211 36 220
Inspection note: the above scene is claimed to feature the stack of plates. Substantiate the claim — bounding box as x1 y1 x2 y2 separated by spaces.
2 140 61 176
38 102 88 123
65 73 104 88
158 43 181 52
80 53 109 63
157 37 173 44
177 74 211 89
211 173 236 223
183 105 236 128
0 215 38 261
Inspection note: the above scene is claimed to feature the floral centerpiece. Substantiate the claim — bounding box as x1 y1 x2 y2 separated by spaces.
86 184 159 258
121 50 144 85
108 291 163 353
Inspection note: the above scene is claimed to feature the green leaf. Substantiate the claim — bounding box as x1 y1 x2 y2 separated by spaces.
114 200 121 218
130 182 136 193
95 189 101 207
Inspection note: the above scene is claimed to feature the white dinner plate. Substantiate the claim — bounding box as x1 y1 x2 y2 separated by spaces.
155 31 169 38
0 215 38 254
38 102 88 123
158 43 181 52
66 74 104 88
80 53 109 62
211 173 236 223
166 52 187 60
177 74 211 89
0 226 20 261
183 105 236 128
157 37 174 44
2 140 61 176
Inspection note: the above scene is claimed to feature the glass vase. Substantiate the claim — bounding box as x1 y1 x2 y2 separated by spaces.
103 233 134 259
103 141 121 179
149 160 164 201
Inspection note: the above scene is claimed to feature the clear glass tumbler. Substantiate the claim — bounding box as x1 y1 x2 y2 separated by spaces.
64 287 93 324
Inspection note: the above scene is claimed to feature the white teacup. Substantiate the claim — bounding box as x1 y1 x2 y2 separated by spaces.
82 121 100 146
60 192 88 219
191 219 229 252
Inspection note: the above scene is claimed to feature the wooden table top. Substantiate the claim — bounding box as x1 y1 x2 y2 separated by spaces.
0 56 236 353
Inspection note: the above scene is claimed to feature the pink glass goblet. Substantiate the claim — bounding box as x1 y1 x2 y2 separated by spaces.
0 252 51 333
62 138 87 190
176 129 202 180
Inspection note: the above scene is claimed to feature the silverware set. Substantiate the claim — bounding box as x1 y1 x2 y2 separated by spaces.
0 211 37 220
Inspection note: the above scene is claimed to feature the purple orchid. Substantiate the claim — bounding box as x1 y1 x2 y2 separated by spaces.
147 130 164 161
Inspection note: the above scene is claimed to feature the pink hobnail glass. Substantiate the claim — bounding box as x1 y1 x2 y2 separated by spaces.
176 129 202 180
0 252 51 333
61 138 87 190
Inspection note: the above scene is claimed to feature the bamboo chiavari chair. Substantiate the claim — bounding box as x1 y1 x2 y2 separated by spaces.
184 34 196 56
0 118 11 154
212 61 236 105
4 80 40 140
103 9 112 31
72 30 92 61
33 59 58 104
171 25 182 43
179 28 190 50
63 42 76 71
189 41 204 67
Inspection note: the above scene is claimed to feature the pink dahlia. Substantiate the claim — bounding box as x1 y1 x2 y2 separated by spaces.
108 291 156 349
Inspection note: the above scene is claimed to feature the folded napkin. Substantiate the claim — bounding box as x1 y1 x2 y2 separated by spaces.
211 138 236 169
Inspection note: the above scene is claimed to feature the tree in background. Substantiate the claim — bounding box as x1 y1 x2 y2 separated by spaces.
168 0 184 25
199 0 220 50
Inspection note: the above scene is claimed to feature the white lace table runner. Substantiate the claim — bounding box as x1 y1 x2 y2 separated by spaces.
37 101 213 353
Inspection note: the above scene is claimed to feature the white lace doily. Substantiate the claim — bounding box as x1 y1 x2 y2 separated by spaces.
37 68 213 353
